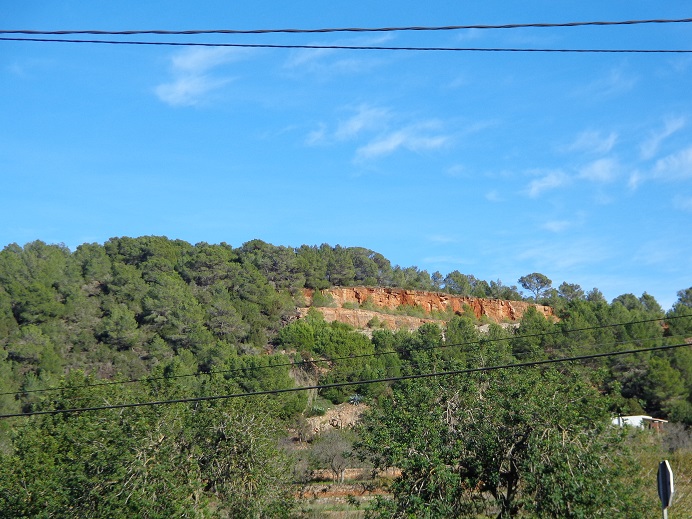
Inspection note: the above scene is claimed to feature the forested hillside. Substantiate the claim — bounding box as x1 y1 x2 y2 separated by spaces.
0 236 691 517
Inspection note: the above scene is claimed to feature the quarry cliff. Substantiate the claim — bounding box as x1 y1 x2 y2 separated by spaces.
299 286 554 331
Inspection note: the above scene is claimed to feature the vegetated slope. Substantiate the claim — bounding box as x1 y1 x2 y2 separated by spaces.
1 237 691 517
0 236 690 420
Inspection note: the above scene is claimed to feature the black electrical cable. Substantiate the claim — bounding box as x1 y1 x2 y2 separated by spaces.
2 17 692 36
2 37 690 53
2 314 686 398
0 342 688 419
9 334 685 412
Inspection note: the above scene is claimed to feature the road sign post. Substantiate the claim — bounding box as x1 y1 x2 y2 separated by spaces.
657 460 674 519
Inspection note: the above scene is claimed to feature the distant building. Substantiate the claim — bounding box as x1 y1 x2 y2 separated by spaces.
611 415 668 431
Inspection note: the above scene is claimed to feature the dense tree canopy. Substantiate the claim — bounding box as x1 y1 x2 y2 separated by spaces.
357 369 648 518
0 370 296 519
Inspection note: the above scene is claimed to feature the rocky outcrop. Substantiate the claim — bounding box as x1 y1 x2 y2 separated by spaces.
302 286 554 326
297 306 440 332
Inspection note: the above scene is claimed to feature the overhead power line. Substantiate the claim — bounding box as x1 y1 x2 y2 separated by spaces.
2 314 687 398
2 18 692 36
1 37 690 53
0 342 688 419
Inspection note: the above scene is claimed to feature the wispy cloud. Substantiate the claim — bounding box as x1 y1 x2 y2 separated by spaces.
305 123 328 146
307 105 452 162
485 190 502 202
517 239 611 270
355 122 450 160
628 170 644 190
563 130 617 155
576 67 637 99
542 220 571 232
445 164 467 178
628 143 692 190
427 235 457 244
283 35 391 76
156 76 232 107
155 48 251 106
632 240 681 267
6 58 55 79
305 104 392 146
306 104 391 145
335 105 391 140
640 117 686 160
422 255 469 265
284 47 333 69
578 158 619 183
653 146 692 180
673 195 692 212
445 75 469 89
525 170 570 197
8 61 30 78
170 47 241 73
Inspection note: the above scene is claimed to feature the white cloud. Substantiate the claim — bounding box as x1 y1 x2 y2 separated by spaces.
8 62 29 77
628 145 692 189
485 190 502 202
306 106 452 162
640 117 686 160
670 55 692 74
306 105 391 146
445 164 467 178
673 195 692 212
155 75 232 107
305 123 328 146
422 255 469 265
445 76 469 89
577 68 637 99
542 220 571 232
335 105 391 140
155 48 250 106
170 47 242 73
427 235 457 244
654 146 692 180
628 170 644 190
283 35 391 75
284 47 336 70
517 239 611 270
564 130 617 155
355 124 449 160
525 170 570 198
632 240 680 267
454 28 484 42
578 158 619 183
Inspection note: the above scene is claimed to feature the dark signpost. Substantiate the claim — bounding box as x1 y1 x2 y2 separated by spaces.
657 460 674 519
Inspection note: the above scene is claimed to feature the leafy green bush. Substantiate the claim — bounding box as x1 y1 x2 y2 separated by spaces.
306 405 327 417
311 290 336 307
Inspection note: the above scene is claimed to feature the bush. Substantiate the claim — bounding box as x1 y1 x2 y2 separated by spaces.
306 405 327 417
312 291 336 307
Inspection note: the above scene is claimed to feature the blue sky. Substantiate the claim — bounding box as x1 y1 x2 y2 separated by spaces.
1 1 691 309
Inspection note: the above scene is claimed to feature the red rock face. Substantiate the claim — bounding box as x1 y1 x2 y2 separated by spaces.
302 287 554 324
297 306 440 332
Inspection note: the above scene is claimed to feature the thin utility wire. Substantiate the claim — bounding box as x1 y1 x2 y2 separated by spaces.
2 17 692 35
3 314 687 398
10 333 683 406
0 342 688 419
9 334 685 407
1 37 691 53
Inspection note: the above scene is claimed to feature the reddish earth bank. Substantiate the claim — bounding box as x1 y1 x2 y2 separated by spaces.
300 287 553 330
